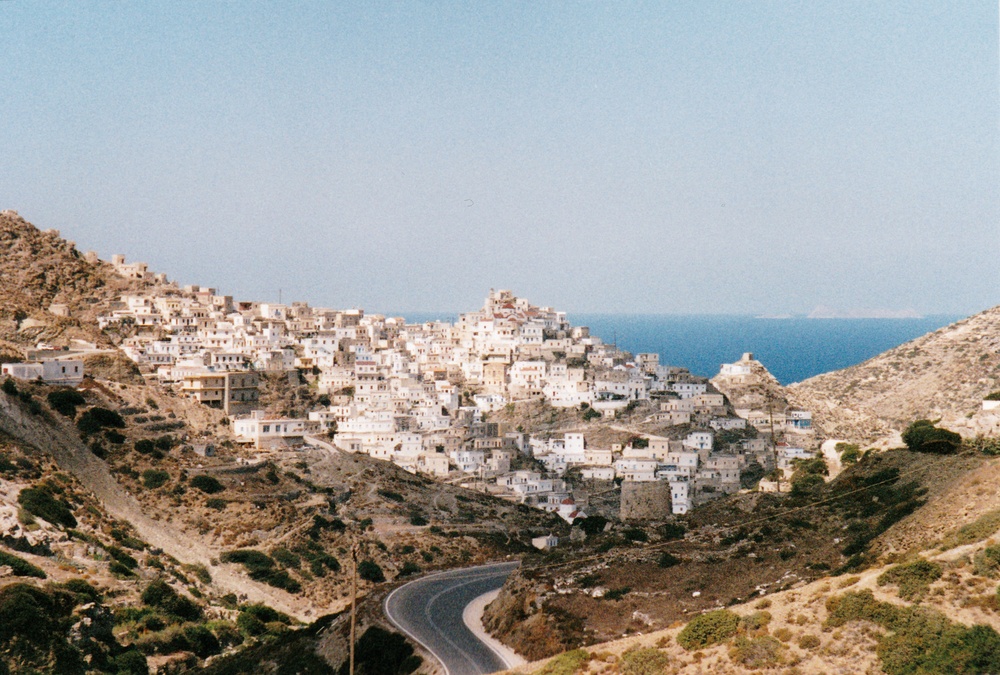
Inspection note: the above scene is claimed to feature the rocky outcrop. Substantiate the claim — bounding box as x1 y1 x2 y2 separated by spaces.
619 481 671 521
710 352 789 413
0 211 147 348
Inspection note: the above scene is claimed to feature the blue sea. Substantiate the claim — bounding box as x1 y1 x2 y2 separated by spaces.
396 312 964 385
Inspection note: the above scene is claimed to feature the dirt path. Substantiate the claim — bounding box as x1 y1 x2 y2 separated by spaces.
0 392 326 621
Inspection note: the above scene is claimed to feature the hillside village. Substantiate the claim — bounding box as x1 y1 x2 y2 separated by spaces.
5 214 1000 675
1 245 827 523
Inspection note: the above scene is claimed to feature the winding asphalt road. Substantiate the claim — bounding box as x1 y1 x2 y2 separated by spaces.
384 561 520 675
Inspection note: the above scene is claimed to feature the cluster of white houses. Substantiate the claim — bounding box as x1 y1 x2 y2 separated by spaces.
33 266 811 519
506 427 816 515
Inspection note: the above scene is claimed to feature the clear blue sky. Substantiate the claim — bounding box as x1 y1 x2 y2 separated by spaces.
2 2 997 316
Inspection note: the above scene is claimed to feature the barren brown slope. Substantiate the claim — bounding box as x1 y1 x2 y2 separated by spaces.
787 305 1000 443
0 210 150 352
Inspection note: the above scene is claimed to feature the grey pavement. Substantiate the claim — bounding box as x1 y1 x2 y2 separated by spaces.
384 561 520 675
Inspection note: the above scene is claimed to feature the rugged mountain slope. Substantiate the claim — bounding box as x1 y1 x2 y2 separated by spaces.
710 354 789 413
500 515 1000 675
0 210 151 353
482 449 1000 661
788 306 1000 443
0 214 564 671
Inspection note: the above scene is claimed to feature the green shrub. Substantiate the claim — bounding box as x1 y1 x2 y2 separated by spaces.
538 649 590 675
826 590 902 628
577 515 608 536
825 588 1000 675
902 420 961 454
940 509 1000 550
272 548 301 569
184 564 212 585
0 582 138 672
677 609 740 650
206 497 227 510
113 648 149 674
799 634 821 649
46 389 85 417
378 489 405 503
837 442 861 465
399 561 421 577
409 514 428 526
305 551 340 577
974 546 1000 578
236 611 266 637
604 586 631 601
141 579 204 621
134 439 156 456
141 469 169 489
109 561 135 577
105 430 126 445
358 559 385 583
790 471 825 498
0 550 46 578
106 545 138 570
77 407 125 434
622 527 648 543
739 610 772 631
878 559 943 601
154 435 175 451
189 475 224 494
110 528 146 550
965 435 1000 456
239 603 289 625
221 549 273 569
338 625 421 675
17 484 76 527
57 578 101 603
619 647 670 675
1 378 17 395
183 623 221 658
661 522 686 540
307 515 346 539
220 550 300 593
729 635 784 670
658 552 681 568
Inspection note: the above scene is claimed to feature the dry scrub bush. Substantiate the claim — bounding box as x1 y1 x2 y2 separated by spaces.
798 634 821 650
538 649 590 675
618 647 671 675
728 635 784 670
877 559 942 601
676 610 740 650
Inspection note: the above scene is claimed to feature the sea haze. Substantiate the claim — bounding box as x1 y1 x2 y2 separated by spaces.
397 313 964 385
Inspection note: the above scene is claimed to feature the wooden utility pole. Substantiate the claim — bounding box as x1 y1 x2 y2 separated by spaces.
349 542 358 675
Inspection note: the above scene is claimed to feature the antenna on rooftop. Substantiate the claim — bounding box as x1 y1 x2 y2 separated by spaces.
279 288 282 304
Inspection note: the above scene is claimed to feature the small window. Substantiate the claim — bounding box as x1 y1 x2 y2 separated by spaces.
263 425 270 432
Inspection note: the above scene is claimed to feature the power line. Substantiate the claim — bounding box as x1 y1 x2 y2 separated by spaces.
527 451 957 574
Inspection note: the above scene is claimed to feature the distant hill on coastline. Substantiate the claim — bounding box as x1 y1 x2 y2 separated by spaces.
805 304 924 319
788 305 1000 443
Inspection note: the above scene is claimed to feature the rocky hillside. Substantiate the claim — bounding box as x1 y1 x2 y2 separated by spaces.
482 447 1000 662
0 210 153 355
0 214 563 672
500 508 1000 675
0 371 562 671
710 353 789 413
788 305 1000 443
